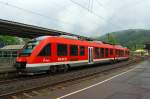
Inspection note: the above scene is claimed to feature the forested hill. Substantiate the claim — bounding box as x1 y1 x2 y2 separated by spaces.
97 29 150 50
0 29 150 50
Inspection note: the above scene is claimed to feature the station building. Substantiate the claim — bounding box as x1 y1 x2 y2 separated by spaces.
0 45 24 57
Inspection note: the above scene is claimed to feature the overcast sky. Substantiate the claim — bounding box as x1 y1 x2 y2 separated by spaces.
0 0 149 37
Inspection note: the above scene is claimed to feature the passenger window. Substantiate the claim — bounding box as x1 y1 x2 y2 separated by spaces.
105 48 109 57
116 50 119 55
110 49 113 55
70 45 78 56
100 48 104 58
0 52 1 57
122 51 124 56
38 44 51 56
94 47 100 58
126 51 128 55
118 50 120 56
57 44 67 56
80 46 85 56
127 51 129 55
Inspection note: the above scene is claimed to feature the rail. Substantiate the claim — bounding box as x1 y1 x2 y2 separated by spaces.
0 56 144 98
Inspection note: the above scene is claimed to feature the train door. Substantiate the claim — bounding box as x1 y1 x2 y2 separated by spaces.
88 47 93 63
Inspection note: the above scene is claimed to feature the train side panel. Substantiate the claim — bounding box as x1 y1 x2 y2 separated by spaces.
15 36 129 74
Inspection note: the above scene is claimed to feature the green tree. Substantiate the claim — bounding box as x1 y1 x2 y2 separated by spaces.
0 36 18 45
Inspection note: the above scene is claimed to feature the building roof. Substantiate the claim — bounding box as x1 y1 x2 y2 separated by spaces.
0 19 96 41
144 43 150 49
0 45 24 50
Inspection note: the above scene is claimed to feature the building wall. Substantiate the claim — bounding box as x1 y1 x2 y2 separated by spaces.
0 50 18 57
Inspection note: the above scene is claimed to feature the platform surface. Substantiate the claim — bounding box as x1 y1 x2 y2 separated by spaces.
33 59 150 99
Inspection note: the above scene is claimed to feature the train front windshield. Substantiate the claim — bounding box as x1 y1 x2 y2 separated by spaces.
19 40 39 56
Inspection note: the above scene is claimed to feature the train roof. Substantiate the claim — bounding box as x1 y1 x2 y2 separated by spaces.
34 36 128 50
38 36 113 48
114 45 128 50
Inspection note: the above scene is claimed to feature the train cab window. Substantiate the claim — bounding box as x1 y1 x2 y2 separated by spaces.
38 44 51 56
70 45 78 56
20 40 39 56
110 49 113 56
100 48 104 58
94 47 100 58
57 44 67 56
105 48 109 57
80 46 85 56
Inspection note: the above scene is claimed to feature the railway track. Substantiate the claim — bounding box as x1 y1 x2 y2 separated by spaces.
0 56 144 98
0 74 50 85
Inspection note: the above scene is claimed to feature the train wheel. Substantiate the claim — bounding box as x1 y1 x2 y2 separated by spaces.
63 65 69 72
49 66 57 73
110 60 115 64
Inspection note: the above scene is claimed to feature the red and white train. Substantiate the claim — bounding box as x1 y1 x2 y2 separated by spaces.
15 36 129 74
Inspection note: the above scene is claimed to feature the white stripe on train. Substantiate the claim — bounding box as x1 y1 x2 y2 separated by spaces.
26 57 128 67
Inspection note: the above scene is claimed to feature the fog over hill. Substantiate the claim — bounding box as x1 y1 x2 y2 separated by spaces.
97 29 150 50
0 29 150 50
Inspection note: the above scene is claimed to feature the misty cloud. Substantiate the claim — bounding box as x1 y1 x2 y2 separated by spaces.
0 0 149 37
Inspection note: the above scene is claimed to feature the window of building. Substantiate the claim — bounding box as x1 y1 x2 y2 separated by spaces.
3 51 11 57
38 43 51 56
94 47 100 58
80 46 85 56
70 45 78 56
57 44 67 56
100 48 104 58
12 51 17 57
105 48 109 57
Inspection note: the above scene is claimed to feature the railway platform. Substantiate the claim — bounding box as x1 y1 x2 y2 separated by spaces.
31 58 150 99
0 63 15 73
0 58 15 72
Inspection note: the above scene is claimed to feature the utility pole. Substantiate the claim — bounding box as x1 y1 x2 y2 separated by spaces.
107 33 117 45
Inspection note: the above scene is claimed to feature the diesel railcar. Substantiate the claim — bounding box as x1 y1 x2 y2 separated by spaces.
15 36 129 74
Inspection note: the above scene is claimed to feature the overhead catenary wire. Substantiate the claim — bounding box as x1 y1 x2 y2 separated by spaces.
69 0 105 19
0 0 106 30
0 0 123 32
69 0 121 28
95 0 104 8
0 0 105 39
0 1 75 27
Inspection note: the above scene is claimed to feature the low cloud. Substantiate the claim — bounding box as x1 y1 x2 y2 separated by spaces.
0 0 149 37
